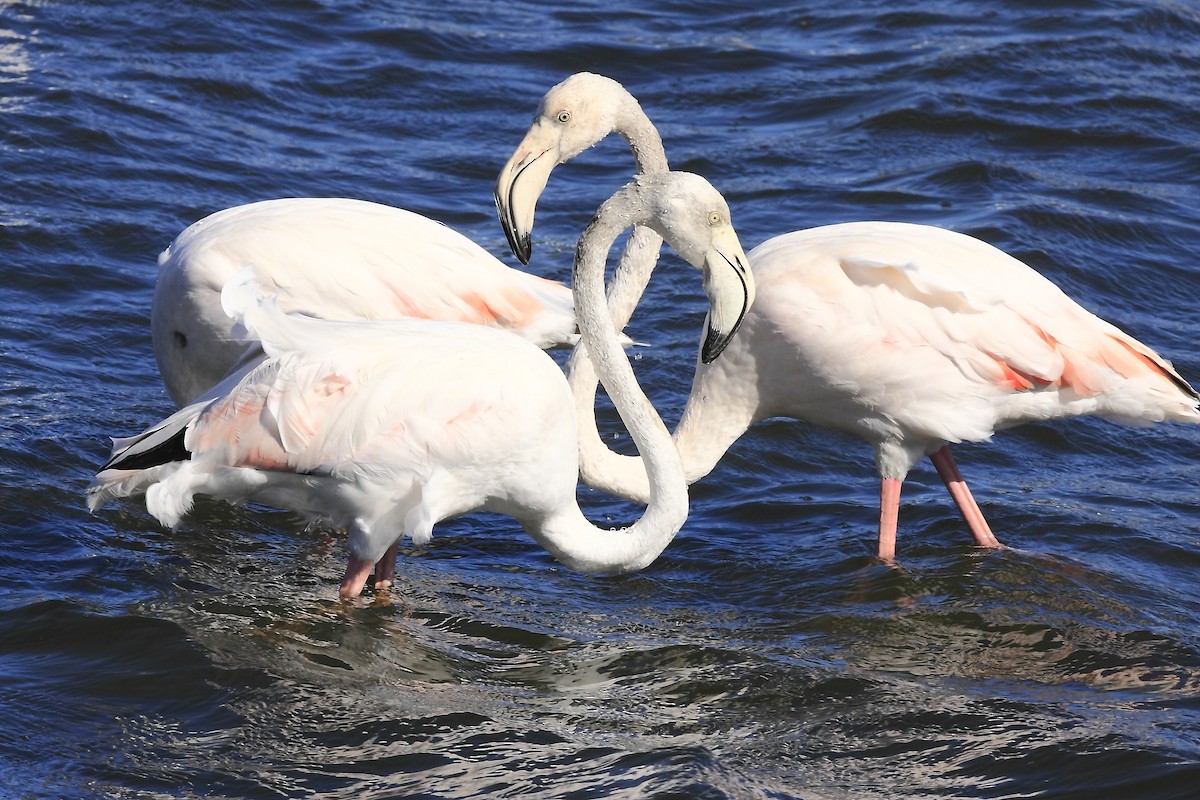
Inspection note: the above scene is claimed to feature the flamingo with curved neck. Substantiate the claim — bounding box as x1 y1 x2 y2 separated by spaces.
495 72 1200 561
89 172 754 598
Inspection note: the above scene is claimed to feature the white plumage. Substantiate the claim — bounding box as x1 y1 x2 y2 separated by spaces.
152 197 580 405
91 172 755 598
495 72 1200 559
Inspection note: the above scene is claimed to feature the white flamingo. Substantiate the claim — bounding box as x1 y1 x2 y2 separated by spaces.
495 72 1200 560
89 172 755 599
153 197 593 406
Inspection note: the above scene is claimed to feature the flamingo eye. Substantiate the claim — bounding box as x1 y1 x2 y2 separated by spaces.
555 110 571 124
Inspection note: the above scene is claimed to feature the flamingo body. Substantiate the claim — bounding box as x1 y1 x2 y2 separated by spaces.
152 197 579 405
736 223 1198 469
665 222 1198 558
139 310 581 552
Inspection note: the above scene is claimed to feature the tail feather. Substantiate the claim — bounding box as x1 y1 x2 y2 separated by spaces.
1106 331 1200 419
98 401 201 472
100 419 190 472
86 463 181 514
87 399 206 514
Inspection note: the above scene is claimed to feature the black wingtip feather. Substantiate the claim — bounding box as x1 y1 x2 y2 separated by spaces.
102 425 191 471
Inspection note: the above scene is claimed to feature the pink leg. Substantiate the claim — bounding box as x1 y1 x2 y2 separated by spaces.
373 541 399 591
878 477 902 562
929 446 1002 549
340 556 375 599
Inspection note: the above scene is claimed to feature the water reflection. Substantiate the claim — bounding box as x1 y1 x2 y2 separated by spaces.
0 6 31 120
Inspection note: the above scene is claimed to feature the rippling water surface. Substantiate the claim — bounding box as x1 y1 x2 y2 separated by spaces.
3 1 1200 797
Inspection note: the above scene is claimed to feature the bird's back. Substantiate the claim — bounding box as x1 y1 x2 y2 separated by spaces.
209 309 579 510
98 304 582 553
737 221 1199 447
152 197 578 404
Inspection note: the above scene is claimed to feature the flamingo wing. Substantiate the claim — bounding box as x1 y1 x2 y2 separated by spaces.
163 198 578 347
749 222 1198 446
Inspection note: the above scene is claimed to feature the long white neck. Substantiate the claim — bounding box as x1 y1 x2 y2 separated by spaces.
567 93 740 504
570 340 759 505
602 91 669 327
528 191 689 574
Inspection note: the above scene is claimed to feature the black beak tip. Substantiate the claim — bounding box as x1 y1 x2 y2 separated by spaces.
497 207 533 264
700 326 729 364
514 233 532 265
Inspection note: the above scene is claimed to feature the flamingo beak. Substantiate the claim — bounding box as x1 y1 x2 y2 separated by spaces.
699 234 755 363
494 122 559 265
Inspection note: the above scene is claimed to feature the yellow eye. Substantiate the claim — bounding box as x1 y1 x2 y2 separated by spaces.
556 110 571 124
708 211 722 226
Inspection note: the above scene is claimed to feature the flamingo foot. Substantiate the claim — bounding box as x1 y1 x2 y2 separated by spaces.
929 446 1002 549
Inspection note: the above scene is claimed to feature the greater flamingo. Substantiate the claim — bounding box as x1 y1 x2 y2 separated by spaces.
494 72 1200 560
153 197 597 406
89 172 755 598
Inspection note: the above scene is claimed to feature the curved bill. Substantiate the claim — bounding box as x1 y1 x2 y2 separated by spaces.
494 120 560 265
699 230 755 364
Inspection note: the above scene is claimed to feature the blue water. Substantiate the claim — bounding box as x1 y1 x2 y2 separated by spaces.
3 1 1200 797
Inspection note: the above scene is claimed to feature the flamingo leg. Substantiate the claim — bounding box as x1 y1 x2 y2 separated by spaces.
338 540 402 599
373 541 399 591
929 446 1002 549
878 477 902 562
340 556 375 599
